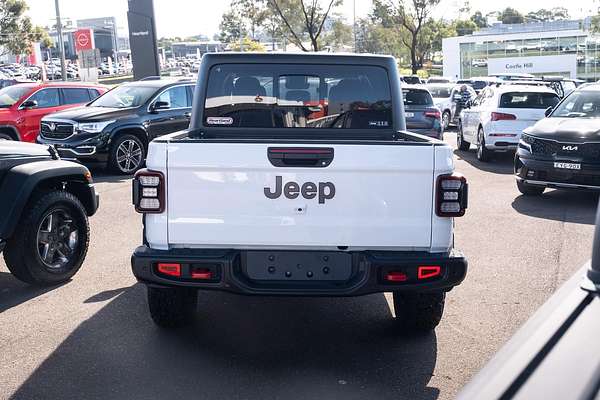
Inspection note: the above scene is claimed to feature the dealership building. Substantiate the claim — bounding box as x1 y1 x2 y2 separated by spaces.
442 19 600 81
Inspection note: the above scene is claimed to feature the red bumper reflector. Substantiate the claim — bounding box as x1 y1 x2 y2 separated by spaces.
191 269 213 280
157 263 181 277
385 271 408 282
418 265 441 280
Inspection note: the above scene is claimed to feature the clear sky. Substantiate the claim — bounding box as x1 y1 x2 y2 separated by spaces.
26 0 597 39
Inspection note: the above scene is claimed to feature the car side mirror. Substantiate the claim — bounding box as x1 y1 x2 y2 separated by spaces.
21 99 38 109
544 107 553 117
452 94 462 102
150 101 170 112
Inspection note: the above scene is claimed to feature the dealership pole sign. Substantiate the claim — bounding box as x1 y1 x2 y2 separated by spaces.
127 0 161 80
74 29 94 52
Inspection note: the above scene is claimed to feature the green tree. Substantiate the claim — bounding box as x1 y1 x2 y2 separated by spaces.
591 14 600 34
375 0 442 74
232 0 268 40
268 0 342 51
0 0 50 56
322 15 353 50
219 9 247 43
453 19 477 36
500 7 524 24
230 37 266 51
355 18 406 57
470 11 487 28
526 9 553 22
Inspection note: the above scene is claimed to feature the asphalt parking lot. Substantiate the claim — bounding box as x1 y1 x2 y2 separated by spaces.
1 130 597 400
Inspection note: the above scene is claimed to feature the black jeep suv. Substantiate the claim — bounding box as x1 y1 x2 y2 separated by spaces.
515 83 600 195
0 141 98 285
37 79 195 174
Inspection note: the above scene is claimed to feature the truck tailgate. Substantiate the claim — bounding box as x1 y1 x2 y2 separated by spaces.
166 143 434 249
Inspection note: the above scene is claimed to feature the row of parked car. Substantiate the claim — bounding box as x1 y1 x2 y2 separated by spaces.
0 78 195 173
0 71 598 199
410 74 599 197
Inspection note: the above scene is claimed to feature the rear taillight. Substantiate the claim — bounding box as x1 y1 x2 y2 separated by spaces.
436 173 468 217
157 263 181 277
133 169 165 213
491 112 516 121
424 109 441 119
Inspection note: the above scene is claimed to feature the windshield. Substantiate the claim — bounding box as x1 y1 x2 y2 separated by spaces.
90 85 156 108
499 92 560 109
0 85 31 108
552 91 600 118
402 89 433 106
426 86 452 98
204 64 393 130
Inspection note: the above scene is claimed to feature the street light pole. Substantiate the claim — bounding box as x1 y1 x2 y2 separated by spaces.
353 0 357 53
54 0 67 81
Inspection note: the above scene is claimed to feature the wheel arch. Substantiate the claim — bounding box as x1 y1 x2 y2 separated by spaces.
0 125 21 141
0 161 95 239
110 126 149 152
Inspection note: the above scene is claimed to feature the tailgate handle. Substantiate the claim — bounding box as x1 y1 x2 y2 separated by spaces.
268 147 334 168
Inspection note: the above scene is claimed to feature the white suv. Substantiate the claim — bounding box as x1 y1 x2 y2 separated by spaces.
457 85 560 162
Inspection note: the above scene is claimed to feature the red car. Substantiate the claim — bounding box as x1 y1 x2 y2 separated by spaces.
0 82 108 142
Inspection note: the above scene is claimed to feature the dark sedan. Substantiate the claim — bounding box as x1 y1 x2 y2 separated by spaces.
515 83 600 195
402 85 443 140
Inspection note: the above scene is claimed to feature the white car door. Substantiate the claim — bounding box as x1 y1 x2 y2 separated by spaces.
463 91 483 142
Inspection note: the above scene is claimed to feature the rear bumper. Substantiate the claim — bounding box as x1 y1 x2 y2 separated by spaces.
515 152 600 190
131 246 468 296
485 133 519 150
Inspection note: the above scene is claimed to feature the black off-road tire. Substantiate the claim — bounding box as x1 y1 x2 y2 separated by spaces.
147 286 198 328
457 120 470 151
517 180 545 196
3 191 89 286
476 128 492 162
442 111 451 130
393 291 446 332
0 131 14 140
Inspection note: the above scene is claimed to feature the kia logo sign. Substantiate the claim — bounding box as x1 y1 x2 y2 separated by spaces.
562 145 578 151
74 29 94 51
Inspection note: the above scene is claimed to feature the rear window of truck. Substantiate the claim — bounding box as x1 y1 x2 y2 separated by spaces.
204 64 393 130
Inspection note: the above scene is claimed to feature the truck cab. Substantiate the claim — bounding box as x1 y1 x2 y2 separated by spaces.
131 53 468 331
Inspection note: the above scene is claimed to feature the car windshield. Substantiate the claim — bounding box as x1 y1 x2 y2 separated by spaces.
204 63 393 130
402 89 433 106
0 85 31 108
499 92 560 109
552 91 600 118
426 86 452 98
89 85 156 108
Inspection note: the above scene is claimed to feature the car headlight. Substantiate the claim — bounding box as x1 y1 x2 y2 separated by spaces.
519 133 534 152
77 120 115 133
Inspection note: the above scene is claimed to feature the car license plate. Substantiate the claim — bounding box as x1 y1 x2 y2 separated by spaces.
554 162 581 170
405 112 414 118
244 251 352 281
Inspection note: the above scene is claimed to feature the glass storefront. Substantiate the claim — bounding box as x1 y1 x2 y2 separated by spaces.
459 35 599 80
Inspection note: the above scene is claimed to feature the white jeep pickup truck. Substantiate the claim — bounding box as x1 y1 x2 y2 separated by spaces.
131 53 468 332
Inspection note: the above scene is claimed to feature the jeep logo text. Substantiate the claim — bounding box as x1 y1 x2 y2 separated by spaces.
264 176 335 204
